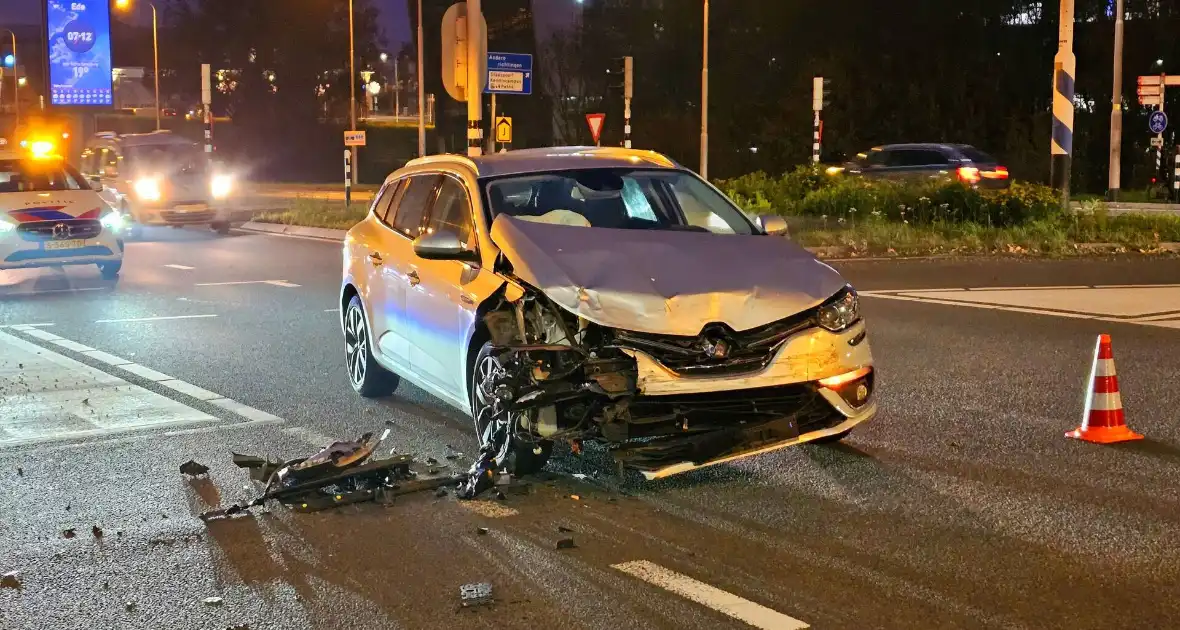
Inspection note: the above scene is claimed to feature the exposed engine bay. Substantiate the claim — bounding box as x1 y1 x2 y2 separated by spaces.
458 276 857 497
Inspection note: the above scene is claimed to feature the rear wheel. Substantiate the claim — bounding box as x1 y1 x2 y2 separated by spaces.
344 295 399 397
97 261 122 280
211 221 231 235
470 341 552 476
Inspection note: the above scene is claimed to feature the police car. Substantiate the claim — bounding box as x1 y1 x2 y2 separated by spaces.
0 146 126 279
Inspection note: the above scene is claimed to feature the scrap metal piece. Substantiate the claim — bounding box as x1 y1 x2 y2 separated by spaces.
179 460 209 477
1 571 21 590
459 582 494 607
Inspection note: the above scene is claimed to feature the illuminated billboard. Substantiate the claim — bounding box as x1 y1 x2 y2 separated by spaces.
44 0 114 107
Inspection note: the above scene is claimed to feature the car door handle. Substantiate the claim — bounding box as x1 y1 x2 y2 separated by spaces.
407 270 420 286
368 252 384 266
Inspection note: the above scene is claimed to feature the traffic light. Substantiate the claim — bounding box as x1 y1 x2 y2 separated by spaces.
812 77 831 111
608 56 634 99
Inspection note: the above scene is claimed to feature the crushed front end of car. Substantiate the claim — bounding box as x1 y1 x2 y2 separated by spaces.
461 215 876 486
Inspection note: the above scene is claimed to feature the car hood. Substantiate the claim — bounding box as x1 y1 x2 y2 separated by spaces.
4 191 108 223
488 214 849 336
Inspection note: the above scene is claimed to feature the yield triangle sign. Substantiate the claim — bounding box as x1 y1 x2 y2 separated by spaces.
585 113 606 144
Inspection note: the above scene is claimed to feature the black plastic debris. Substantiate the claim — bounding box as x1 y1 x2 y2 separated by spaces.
556 537 577 550
1 571 21 590
92 525 103 539
15 467 22 477
557 525 574 533
199 427 466 521
179 460 210 477
62 528 76 539
125 601 137 612
459 582 494 607
477 527 489 536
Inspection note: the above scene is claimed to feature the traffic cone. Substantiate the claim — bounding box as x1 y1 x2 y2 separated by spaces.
1067 334 1143 444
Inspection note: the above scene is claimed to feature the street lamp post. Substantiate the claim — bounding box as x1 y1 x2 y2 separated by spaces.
1108 0 1125 200
348 0 358 185
114 0 160 130
1 31 18 128
417 0 426 156
700 0 709 179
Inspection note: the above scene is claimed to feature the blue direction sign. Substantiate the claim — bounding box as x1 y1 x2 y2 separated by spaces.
1149 111 1168 134
485 52 533 95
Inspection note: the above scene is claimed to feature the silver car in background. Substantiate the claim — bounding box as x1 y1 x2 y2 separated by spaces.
340 147 875 494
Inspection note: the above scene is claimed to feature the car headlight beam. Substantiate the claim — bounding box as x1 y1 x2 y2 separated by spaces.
0 217 16 233
99 210 125 232
817 286 860 332
211 174 233 199
134 177 162 201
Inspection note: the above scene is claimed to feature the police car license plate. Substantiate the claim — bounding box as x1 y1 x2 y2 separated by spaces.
44 239 86 251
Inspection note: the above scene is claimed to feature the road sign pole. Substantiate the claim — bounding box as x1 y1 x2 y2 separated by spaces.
489 92 496 153
1050 0 1076 209
623 56 633 149
466 0 483 157
1174 145 1180 201
1158 80 1166 184
1108 0 1124 201
344 149 352 208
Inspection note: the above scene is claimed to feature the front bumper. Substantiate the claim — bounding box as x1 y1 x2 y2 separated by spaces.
615 321 876 478
128 202 253 226
1 232 125 270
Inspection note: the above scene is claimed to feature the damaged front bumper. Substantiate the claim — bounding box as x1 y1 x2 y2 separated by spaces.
613 321 876 478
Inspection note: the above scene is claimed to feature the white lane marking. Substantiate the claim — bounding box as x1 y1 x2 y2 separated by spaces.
21 328 64 341
117 363 174 382
159 379 221 401
324 308 340 313
209 398 285 424
81 349 132 366
95 314 218 323
164 264 195 270
611 560 810 630
49 338 95 353
967 285 1089 291
3 323 55 330
194 280 300 288
0 330 216 448
0 287 105 296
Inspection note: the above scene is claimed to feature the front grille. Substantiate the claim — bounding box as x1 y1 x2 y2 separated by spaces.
629 383 839 432
159 210 215 224
615 308 817 376
16 219 103 242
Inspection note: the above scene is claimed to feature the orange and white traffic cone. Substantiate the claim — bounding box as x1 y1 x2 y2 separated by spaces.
1067 334 1144 444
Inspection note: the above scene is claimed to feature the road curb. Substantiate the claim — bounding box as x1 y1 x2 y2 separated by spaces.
238 222 348 241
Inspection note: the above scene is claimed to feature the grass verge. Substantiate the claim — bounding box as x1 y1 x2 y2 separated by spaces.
250 199 1180 257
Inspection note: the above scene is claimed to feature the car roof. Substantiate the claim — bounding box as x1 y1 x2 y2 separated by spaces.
404 146 680 179
872 143 967 153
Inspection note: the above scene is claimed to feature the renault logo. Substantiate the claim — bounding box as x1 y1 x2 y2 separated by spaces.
51 222 72 240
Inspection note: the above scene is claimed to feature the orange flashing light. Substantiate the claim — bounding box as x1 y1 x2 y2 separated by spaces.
817 366 872 388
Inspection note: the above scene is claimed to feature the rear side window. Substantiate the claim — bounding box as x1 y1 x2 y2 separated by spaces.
863 150 889 167
390 174 441 238
958 146 997 164
371 179 405 224
889 150 949 167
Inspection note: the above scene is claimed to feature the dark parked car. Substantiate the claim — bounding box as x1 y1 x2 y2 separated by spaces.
839 143 1010 189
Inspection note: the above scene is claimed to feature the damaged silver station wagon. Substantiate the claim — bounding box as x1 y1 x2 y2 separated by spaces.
340 147 875 495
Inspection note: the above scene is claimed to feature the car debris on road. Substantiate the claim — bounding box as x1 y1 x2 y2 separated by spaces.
1 570 21 590
459 582 494 608
195 426 506 521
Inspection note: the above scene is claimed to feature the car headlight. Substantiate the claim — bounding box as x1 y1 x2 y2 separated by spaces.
817 286 860 332
0 217 16 233
134 177 162 201
99 210 125 232
211 174 233 199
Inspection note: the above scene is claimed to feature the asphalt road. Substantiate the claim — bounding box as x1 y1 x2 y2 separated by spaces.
2 232 1179 630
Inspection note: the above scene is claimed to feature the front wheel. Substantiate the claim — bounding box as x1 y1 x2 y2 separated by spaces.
471 341 552 476
211 221 231 235
98 261 122 280
344 295 399 397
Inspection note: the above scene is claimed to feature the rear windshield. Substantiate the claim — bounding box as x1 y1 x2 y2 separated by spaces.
126 143 207 175
0 159 89 192
957 146 998 164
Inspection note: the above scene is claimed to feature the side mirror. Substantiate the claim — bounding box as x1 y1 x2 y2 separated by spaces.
413 230 478 262
756 214 789 237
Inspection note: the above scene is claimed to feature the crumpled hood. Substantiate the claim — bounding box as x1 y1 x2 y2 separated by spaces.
489 214 849 336
5 191 107 223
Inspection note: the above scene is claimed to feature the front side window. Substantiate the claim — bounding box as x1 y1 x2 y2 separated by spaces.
425 176 476 249
371 179 405 225
390 174 440 238
0 159 88 193
482 168 754 235
125 143 206 175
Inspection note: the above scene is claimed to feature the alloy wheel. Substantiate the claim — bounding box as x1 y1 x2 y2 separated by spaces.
345 305 368 388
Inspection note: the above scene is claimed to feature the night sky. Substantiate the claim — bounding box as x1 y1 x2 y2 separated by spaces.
0 0 581 52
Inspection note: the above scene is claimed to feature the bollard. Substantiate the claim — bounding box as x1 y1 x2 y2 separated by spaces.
344 149 352 208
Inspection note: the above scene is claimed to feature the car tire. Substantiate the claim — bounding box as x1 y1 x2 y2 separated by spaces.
211 221 231 235
98 261 122 280
811 429 852 444
344 295 399 397
470 341 553 476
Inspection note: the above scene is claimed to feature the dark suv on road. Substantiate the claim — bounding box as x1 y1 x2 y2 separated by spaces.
840 143 1010 189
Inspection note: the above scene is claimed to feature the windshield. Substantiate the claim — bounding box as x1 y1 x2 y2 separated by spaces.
0 159 89 193
483 168 756 235
126 143 207 175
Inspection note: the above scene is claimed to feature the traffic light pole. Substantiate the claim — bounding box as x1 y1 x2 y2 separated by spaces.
1050 0 1076 208
466 0 483 157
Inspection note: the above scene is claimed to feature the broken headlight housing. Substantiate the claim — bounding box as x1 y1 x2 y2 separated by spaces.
817 286 860 332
